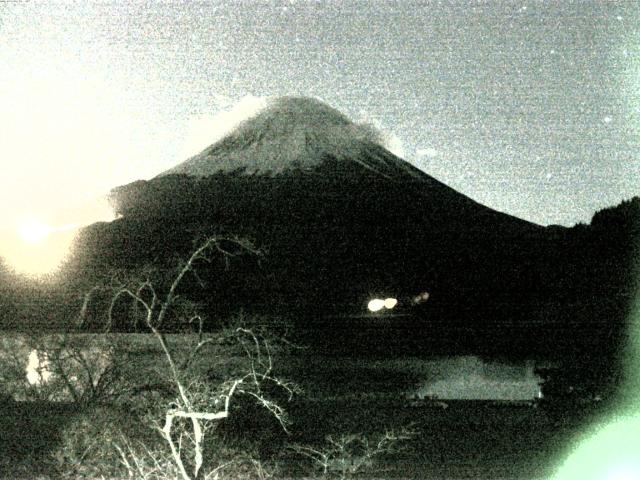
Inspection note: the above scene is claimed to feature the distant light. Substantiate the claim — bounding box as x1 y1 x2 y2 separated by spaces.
368 299 386 312
413 291 430 305
384 298 398 309
368 297 399 312
26 349 52 385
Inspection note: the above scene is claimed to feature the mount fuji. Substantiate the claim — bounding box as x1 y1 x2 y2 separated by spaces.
67 97 635 365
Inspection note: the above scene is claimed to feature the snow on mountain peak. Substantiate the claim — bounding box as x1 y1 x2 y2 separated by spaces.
162 96 418 178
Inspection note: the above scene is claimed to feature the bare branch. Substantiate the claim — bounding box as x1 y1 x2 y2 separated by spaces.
78 285 106 327
79 235 295 480
162 414 192 480
107 287 151 333
167 410 228 422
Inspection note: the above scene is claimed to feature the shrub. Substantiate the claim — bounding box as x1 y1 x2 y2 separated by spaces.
291 426 417 479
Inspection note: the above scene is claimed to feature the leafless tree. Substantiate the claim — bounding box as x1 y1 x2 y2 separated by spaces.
81 236 298 480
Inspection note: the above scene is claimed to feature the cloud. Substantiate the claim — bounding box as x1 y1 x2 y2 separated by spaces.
411 146 441 173
416 147 439 158
383 132 406 158
352 112 406 158
179 95 269 159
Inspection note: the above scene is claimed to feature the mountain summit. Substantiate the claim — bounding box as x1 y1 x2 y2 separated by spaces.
162 96 423 180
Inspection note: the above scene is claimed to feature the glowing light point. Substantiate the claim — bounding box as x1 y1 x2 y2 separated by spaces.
18 218 52 245
413 291 430 305
384 298 398 309
26 349 52 385
368 299 386 312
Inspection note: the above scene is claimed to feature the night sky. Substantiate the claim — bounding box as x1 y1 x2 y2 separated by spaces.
1 1 638 233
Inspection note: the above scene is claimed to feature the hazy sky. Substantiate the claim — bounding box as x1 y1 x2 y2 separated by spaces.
1 0 639 233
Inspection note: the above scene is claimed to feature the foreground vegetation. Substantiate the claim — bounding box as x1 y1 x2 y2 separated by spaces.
0 380 603 479
0 325 607 479
0 236 612 479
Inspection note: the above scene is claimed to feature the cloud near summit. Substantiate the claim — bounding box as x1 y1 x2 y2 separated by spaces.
352 110 406 159
179 95 269 159
179 95 407 161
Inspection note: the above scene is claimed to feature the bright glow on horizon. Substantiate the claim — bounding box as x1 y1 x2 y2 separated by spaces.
18 217 52 245
1 226 78 278
1 197 116 277
0 53 152 235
